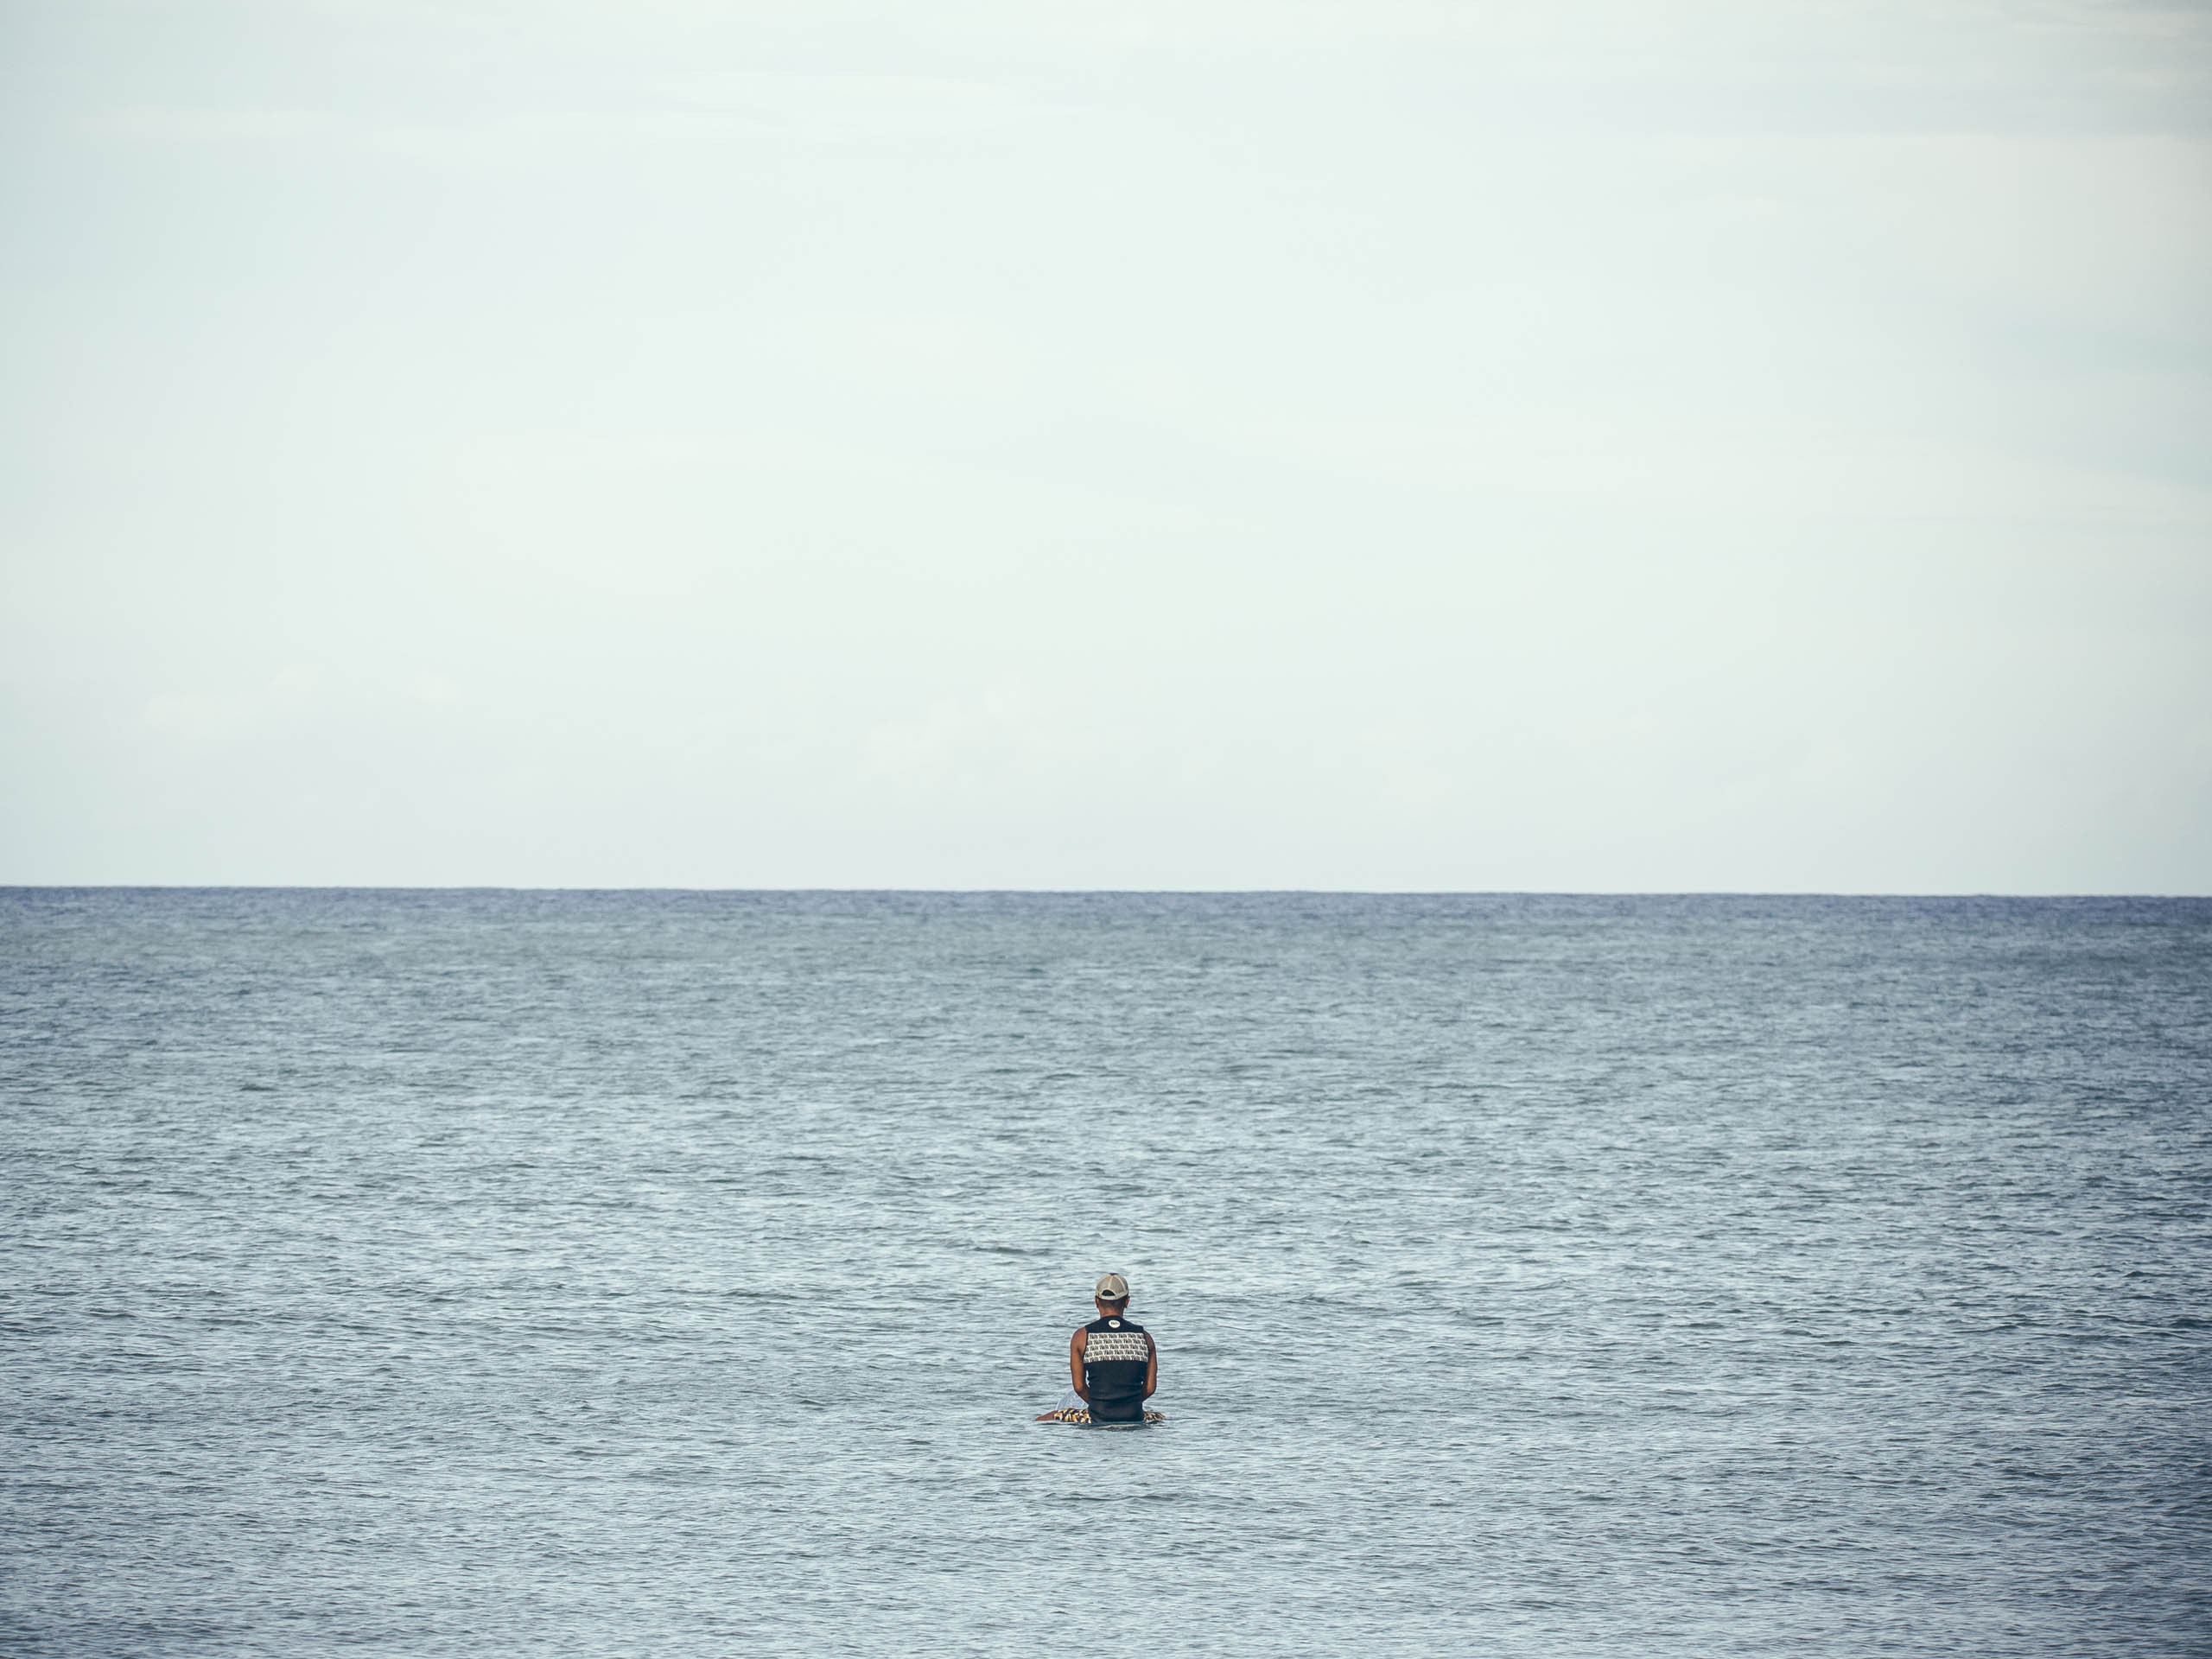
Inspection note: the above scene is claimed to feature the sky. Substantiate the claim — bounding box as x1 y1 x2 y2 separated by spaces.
2 0 2208 891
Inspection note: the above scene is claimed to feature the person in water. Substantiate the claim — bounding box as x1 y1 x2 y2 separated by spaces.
1036 1273 1160 1424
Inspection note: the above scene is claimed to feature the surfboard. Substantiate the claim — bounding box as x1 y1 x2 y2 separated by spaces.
1035 1407 1165 1426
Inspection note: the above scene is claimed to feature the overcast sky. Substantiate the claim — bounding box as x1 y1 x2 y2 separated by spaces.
3 0 2208 890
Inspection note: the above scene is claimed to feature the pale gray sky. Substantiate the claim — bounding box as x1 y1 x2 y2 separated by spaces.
3 0 2209 889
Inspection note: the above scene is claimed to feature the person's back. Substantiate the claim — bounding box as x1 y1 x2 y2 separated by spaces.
1079 1307 1151 1422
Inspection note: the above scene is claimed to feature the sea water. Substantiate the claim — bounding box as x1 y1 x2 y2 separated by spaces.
2 891 2207 1656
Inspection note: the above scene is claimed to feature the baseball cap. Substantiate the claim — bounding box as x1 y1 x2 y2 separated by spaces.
1094 1273 1129 1300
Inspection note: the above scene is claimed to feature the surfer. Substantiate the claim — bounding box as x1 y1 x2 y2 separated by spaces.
1035 1273 1160 1424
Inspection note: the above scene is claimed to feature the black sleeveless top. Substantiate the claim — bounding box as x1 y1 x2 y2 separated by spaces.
1082 1315 1151 1422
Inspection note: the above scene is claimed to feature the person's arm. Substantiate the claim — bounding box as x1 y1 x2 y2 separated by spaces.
1143 1332 1159 1400
1069 1327 1090 1402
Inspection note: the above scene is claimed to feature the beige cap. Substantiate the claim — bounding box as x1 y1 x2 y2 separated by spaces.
1094 1273 1129 1301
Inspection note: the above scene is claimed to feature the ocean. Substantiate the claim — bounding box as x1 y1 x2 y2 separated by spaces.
3 890 2207 1656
